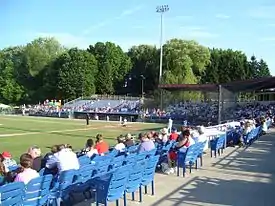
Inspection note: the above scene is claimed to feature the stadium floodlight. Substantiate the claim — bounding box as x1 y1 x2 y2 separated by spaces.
156 4 169 110
156 5 169 82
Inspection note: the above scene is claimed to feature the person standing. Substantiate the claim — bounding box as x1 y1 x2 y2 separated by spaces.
168 118 173 133
86 113 90 125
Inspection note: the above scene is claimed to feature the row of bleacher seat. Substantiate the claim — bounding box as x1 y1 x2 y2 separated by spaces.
0 119 272 206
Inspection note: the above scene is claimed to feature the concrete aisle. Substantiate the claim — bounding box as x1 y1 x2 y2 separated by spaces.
77 129 275 206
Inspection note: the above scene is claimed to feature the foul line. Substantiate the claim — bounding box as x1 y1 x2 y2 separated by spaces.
0 127 99 137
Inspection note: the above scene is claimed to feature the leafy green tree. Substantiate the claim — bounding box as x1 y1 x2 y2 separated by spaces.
257 59 271 77
248 55 271 78
53 48 97 100
127 45 159 95
97 60 114 94
0 52 24 103
88 42 132 93
203 48 251 84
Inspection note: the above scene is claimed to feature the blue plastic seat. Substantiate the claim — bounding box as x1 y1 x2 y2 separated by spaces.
48 169 77 206
123 153 138 165
0 181 25 205
94 164 133 206
177 144 198 177
69 164 97 201
78 155 91 166
110 155 125 172
139 155 159 201
23 174 53 206
124 160 147 204
91 155 113 177
210 134 226 157
127 145 139 153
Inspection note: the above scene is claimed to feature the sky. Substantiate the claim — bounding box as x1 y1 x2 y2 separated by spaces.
1 0 275 74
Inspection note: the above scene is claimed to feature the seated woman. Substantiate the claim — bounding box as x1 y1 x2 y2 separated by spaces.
138 133 155 152
95 134 109 155
14 153 39 184
0 161 7 185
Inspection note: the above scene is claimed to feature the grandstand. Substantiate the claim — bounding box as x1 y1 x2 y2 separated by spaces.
159 76 275 124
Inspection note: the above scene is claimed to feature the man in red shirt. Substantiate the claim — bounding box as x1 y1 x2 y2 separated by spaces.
95 134 109 154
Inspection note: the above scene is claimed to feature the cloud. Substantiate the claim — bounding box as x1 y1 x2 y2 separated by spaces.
248 6 275 19
32 32 90 49
82 5 143 35
215 14 230 19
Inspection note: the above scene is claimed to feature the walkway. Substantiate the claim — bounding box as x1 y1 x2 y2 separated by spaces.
77 129 275 206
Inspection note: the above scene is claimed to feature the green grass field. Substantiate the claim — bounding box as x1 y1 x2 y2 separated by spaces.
0 115 165 161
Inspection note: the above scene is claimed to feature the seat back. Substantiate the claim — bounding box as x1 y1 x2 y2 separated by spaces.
24 174 53 205
78 155 91 166
0 182 25 205
142 155 159 182
127 145 139 153
77 164 97 183
136 152 148 162
55 169 76 191
125 160 146 192
123 153 138 165
107 165 132 202
111 155 125 171
146 148 157 158
91 155 112 176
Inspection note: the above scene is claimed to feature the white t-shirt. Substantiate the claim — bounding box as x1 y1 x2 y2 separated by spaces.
86 149 98 158
46 149 80 173
115 143 126 152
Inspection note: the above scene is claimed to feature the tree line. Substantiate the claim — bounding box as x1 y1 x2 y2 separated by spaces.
0 37 271 105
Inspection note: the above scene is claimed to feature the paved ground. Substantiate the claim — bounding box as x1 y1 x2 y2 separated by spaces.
76 129 275 206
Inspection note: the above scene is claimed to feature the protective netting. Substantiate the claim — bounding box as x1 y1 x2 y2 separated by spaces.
218 86 238 123
149 86 238 126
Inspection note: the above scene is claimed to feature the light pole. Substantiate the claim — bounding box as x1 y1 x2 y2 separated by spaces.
156 4 169 82
156 5 169 110
140 75 145 99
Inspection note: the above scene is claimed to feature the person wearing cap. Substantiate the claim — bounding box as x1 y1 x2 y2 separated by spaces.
138 133 155 152
114 135 126 152
95 134 109 154
158 128 169 143
1 151 17 171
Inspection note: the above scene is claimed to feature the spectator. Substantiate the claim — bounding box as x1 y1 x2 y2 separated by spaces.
138 133 155 152
14 153 39 184
175 129 195 153
0 160 7 185
114 135 126 152
124 133 135 147
82 139 98 158
1 151 17 171
159 128 169 143
46 144 80 173
169 128 178 141
95 134 109 154
28 146 42 172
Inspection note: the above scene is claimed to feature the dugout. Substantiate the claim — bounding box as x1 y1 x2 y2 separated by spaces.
159 76 275 125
